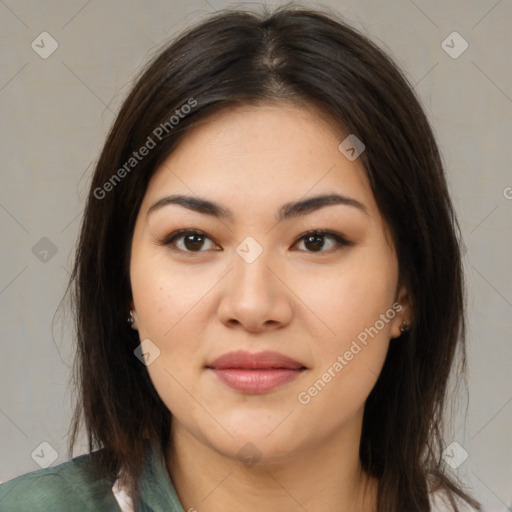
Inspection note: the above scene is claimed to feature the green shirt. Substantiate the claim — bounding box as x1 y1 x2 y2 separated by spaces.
0 446 478 511
0 443 186 511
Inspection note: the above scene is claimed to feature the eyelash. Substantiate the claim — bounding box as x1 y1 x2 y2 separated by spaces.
159 229 353 255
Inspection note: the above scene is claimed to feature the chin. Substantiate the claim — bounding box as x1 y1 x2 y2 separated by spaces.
211 433 303 469
204 412 307 458
216 405 292 436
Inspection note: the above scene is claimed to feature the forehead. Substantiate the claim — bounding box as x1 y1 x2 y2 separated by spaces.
141 103 378 221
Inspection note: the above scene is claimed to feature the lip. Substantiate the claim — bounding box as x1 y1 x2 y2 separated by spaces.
206 350 307 394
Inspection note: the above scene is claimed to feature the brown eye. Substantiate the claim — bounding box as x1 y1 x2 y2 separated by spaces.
303 233 326 252
160 229 351 254
182 233 206 251
162 229 219 253
294 230 351 253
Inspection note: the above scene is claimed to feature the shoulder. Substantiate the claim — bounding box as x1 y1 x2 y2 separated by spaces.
0 452 121 512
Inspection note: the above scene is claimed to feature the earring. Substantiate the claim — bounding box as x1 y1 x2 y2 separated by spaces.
400 320 409 333
127 310 135 324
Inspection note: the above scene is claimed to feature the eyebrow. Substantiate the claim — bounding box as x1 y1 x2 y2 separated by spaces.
146 193 368 221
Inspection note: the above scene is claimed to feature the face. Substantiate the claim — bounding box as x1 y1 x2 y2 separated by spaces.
129 103 409 464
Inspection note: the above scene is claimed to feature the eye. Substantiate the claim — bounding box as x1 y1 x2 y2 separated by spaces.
161 229 219 253
160 229 352 254
293 230 352 253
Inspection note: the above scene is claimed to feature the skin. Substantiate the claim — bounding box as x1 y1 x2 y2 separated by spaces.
129 103 411 512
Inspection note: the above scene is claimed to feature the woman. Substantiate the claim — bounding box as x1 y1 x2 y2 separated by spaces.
0 5 482 511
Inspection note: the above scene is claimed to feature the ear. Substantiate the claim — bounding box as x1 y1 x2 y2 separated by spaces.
390 284 413 339
129 299 139 330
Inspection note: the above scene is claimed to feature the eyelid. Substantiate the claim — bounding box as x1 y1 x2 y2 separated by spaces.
159 228 353 253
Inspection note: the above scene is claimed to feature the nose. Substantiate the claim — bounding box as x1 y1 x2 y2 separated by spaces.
217 249 293 333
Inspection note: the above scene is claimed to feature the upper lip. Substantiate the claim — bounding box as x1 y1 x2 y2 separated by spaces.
207 350 306 370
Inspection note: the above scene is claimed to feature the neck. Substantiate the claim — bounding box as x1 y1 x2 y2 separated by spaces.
166 414 378 512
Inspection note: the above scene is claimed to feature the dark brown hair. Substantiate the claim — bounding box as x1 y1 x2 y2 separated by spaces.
66 4 481 511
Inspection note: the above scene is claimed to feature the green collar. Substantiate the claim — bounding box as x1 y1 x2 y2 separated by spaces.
134 441 186 512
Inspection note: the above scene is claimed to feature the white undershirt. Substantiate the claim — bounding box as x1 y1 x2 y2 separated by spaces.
112 478 134 512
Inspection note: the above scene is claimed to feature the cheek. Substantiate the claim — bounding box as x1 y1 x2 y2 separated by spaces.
130 249 218 396
304 249 398 346
296 307 392 428
296 248 397 408
131 280 206 421
130 248 218 340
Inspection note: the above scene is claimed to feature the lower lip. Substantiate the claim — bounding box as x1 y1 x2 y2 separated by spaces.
209 368 305 394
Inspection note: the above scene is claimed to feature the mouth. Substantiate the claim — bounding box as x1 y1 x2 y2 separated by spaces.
206 350 307 394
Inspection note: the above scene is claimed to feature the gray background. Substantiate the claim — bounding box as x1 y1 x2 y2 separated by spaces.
0 0 511 510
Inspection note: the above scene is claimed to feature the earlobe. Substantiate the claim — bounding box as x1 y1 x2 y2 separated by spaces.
392 285 412 339
399 320 410 333
127 304 138 330
390 317 411 339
